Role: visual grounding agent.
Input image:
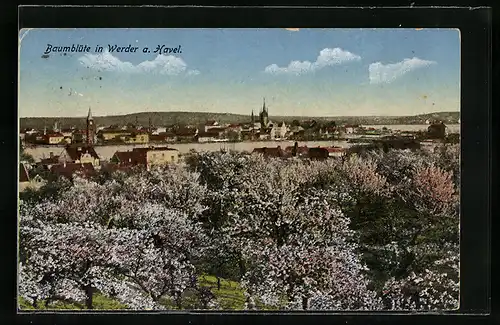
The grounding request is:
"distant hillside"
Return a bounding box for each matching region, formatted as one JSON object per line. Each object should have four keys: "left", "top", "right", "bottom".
{"left": 20, "top": 111, "right": 460, "bottom": 130}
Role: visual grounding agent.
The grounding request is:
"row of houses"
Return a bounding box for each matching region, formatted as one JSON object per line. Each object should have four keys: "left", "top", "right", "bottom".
{"left": 251, "top": 135, "right": 423, "bottom": 160}
{"left": 19, "top": 144, "right": 181, "bottom": 191}
{"left": 252, "top": 144, "right": 347, "bottom": 160}
{"left": 22, "top": 120, "right": 352, "bottom": 146}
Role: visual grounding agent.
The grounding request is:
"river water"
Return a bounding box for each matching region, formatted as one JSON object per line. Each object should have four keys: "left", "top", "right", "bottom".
{"left": 25, "top": 140, "right": 350, "bottom": 161}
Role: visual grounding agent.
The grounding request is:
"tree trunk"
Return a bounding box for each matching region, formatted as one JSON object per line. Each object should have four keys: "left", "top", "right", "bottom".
{"left": 84, "top": 285, "right": 94, "bottom": 310}
{"left": 174, "top": 291, "right": 183, "bottom": 309}
{"left": 302, "top": 297, "right": 308, "bottom": 310}
{"left": 216, "top": 276, "right": 221, "bottom": 291}
{"left": 245, "top": 295, "right": 255, "bottom": 310}
{"left": 32, "top": 298, "right": 38, "bottom": 309}
{"left": 238, "top": 256, "right": 246, "bottom": 279}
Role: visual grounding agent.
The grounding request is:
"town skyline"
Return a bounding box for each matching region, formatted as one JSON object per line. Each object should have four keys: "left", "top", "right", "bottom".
{"left": 19, "top": 28, "right": 460, "bottom": 118}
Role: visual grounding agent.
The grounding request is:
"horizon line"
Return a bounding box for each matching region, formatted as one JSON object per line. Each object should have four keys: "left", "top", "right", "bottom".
{"left": 19, "top": 110, "right": 460, "bottom": 119}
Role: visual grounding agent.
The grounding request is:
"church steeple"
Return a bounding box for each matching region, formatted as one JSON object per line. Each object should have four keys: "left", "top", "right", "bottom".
{"left": 86, "top": 107, "right": 94, "bottom": 146}
{"left": 259, "top": 97, "right": 269, "bottom": 128}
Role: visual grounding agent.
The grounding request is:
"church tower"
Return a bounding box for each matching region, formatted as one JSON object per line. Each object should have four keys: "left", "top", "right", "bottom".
{"left": 251, "top": 110, "right": 255, "bottom": 139}
{"left": 86, "top": 107, "right": 95, "bottom": 146}
{"left": 259, "top": 97, "right": 269, "bottom": 128}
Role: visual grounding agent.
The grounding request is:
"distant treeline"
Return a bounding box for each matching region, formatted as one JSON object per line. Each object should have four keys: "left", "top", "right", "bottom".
{"left": 20, "top": 111, "right": 460, "bottom": 130}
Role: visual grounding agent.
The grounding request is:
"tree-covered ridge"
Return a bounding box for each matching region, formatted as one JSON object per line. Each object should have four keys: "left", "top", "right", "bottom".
{"left": 20, "top": 111, "right": 460, "bottom": 130}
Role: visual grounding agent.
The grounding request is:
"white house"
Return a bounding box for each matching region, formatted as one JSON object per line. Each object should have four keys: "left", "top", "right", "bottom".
{"left": 344, "top": 125, "right": 358, "bottom": 134}
{"left": 204, "top": 121, "right": 220, "bottom": 132}
{"left": 198, "top": 135, "right": 218, "bottom": 143}
{"left": 152, "top": 127, "right": 167, "bottom": 135}
{"left": 19, "top": 163, "right": 45, "bottom": 192}
{"left": 271, "top": 122, "right": 287, "bottom": 139}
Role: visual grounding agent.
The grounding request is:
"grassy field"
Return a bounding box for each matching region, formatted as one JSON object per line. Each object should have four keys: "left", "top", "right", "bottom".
{"left": 18, "top": 274, "right": 246, "bottom": 311}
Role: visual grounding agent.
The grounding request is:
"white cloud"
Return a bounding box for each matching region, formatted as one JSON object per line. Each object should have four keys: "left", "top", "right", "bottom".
{"left": 264, "top": 48, "right": 361, "bottom": 76}
{"left": 78, "top": 50, "right": 200, "bottom": 76}
{"left": 369, "top": 57, "right": 436, "bottom": 84}
{"left": 186, "top": 69, "right": 201, "bottom": 76}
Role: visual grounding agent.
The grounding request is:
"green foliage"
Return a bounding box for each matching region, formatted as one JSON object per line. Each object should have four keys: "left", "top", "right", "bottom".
{"left": 18, "top": 296, "right": 82, "bottom": 310}
{"left": 93, "top": 293, "right": 129, "bottom": 310}
{"left": 198, "top": 274, "right": 246, "bottom": 310}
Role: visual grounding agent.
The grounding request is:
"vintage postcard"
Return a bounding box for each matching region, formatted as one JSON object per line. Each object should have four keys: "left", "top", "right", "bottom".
{"left": 18, "top": 28, "right": 460, "bottom": 311}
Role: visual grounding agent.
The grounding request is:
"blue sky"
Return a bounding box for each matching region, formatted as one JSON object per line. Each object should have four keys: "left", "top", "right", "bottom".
{"left": 19, "top": 28, "right": 460, "bottom": 117}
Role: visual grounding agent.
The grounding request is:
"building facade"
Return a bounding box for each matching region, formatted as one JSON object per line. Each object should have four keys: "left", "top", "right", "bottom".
{"left": 59, "top": 145, "right": 101, "bottom": 167}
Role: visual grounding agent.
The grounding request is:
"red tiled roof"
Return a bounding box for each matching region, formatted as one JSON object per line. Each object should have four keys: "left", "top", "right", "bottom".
{"left": 64, "top": 145, "right": 100, "bottom": 161}
{"left": 158, "top": 132, "right": 176, "bottom": 137}
{"left": 19, "top": 163, "right": 29, "bottom": 182}
{"left": 40, "top": 156, "right": 60, "bottom": 165}
{"left": 150, "top": 134, "right": 173, "bottom": 141}
{"left": 323, "top": 147, "right": 346, "bottom": 153}
{"left": 45, "top": 133, "right": 64, "bottom": 137}
{"left": 113, "top": 150, "right": 147, "bottom": 165}
{"left": 102, "top": 163, "right": 138, "bottom": 173}
{"left": 175, "top": 128, "right": 197, "bottom": 136}
{"left": 113, "top": 151, "right": 138, "bottom": 164}
{"left": 285, "top": 146, "right": 309, "bottom": 154}
{"left": 252, "top": 146, "right": 289, "bottom": 158}
{"left": 308, "top": 147, "right": 330, "bottom": 159}
{"left": 50, "top": 162, "right": 96, "bottom": 179}
{"left": 198, "top": 131, "right": 220, "bottom": 138}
